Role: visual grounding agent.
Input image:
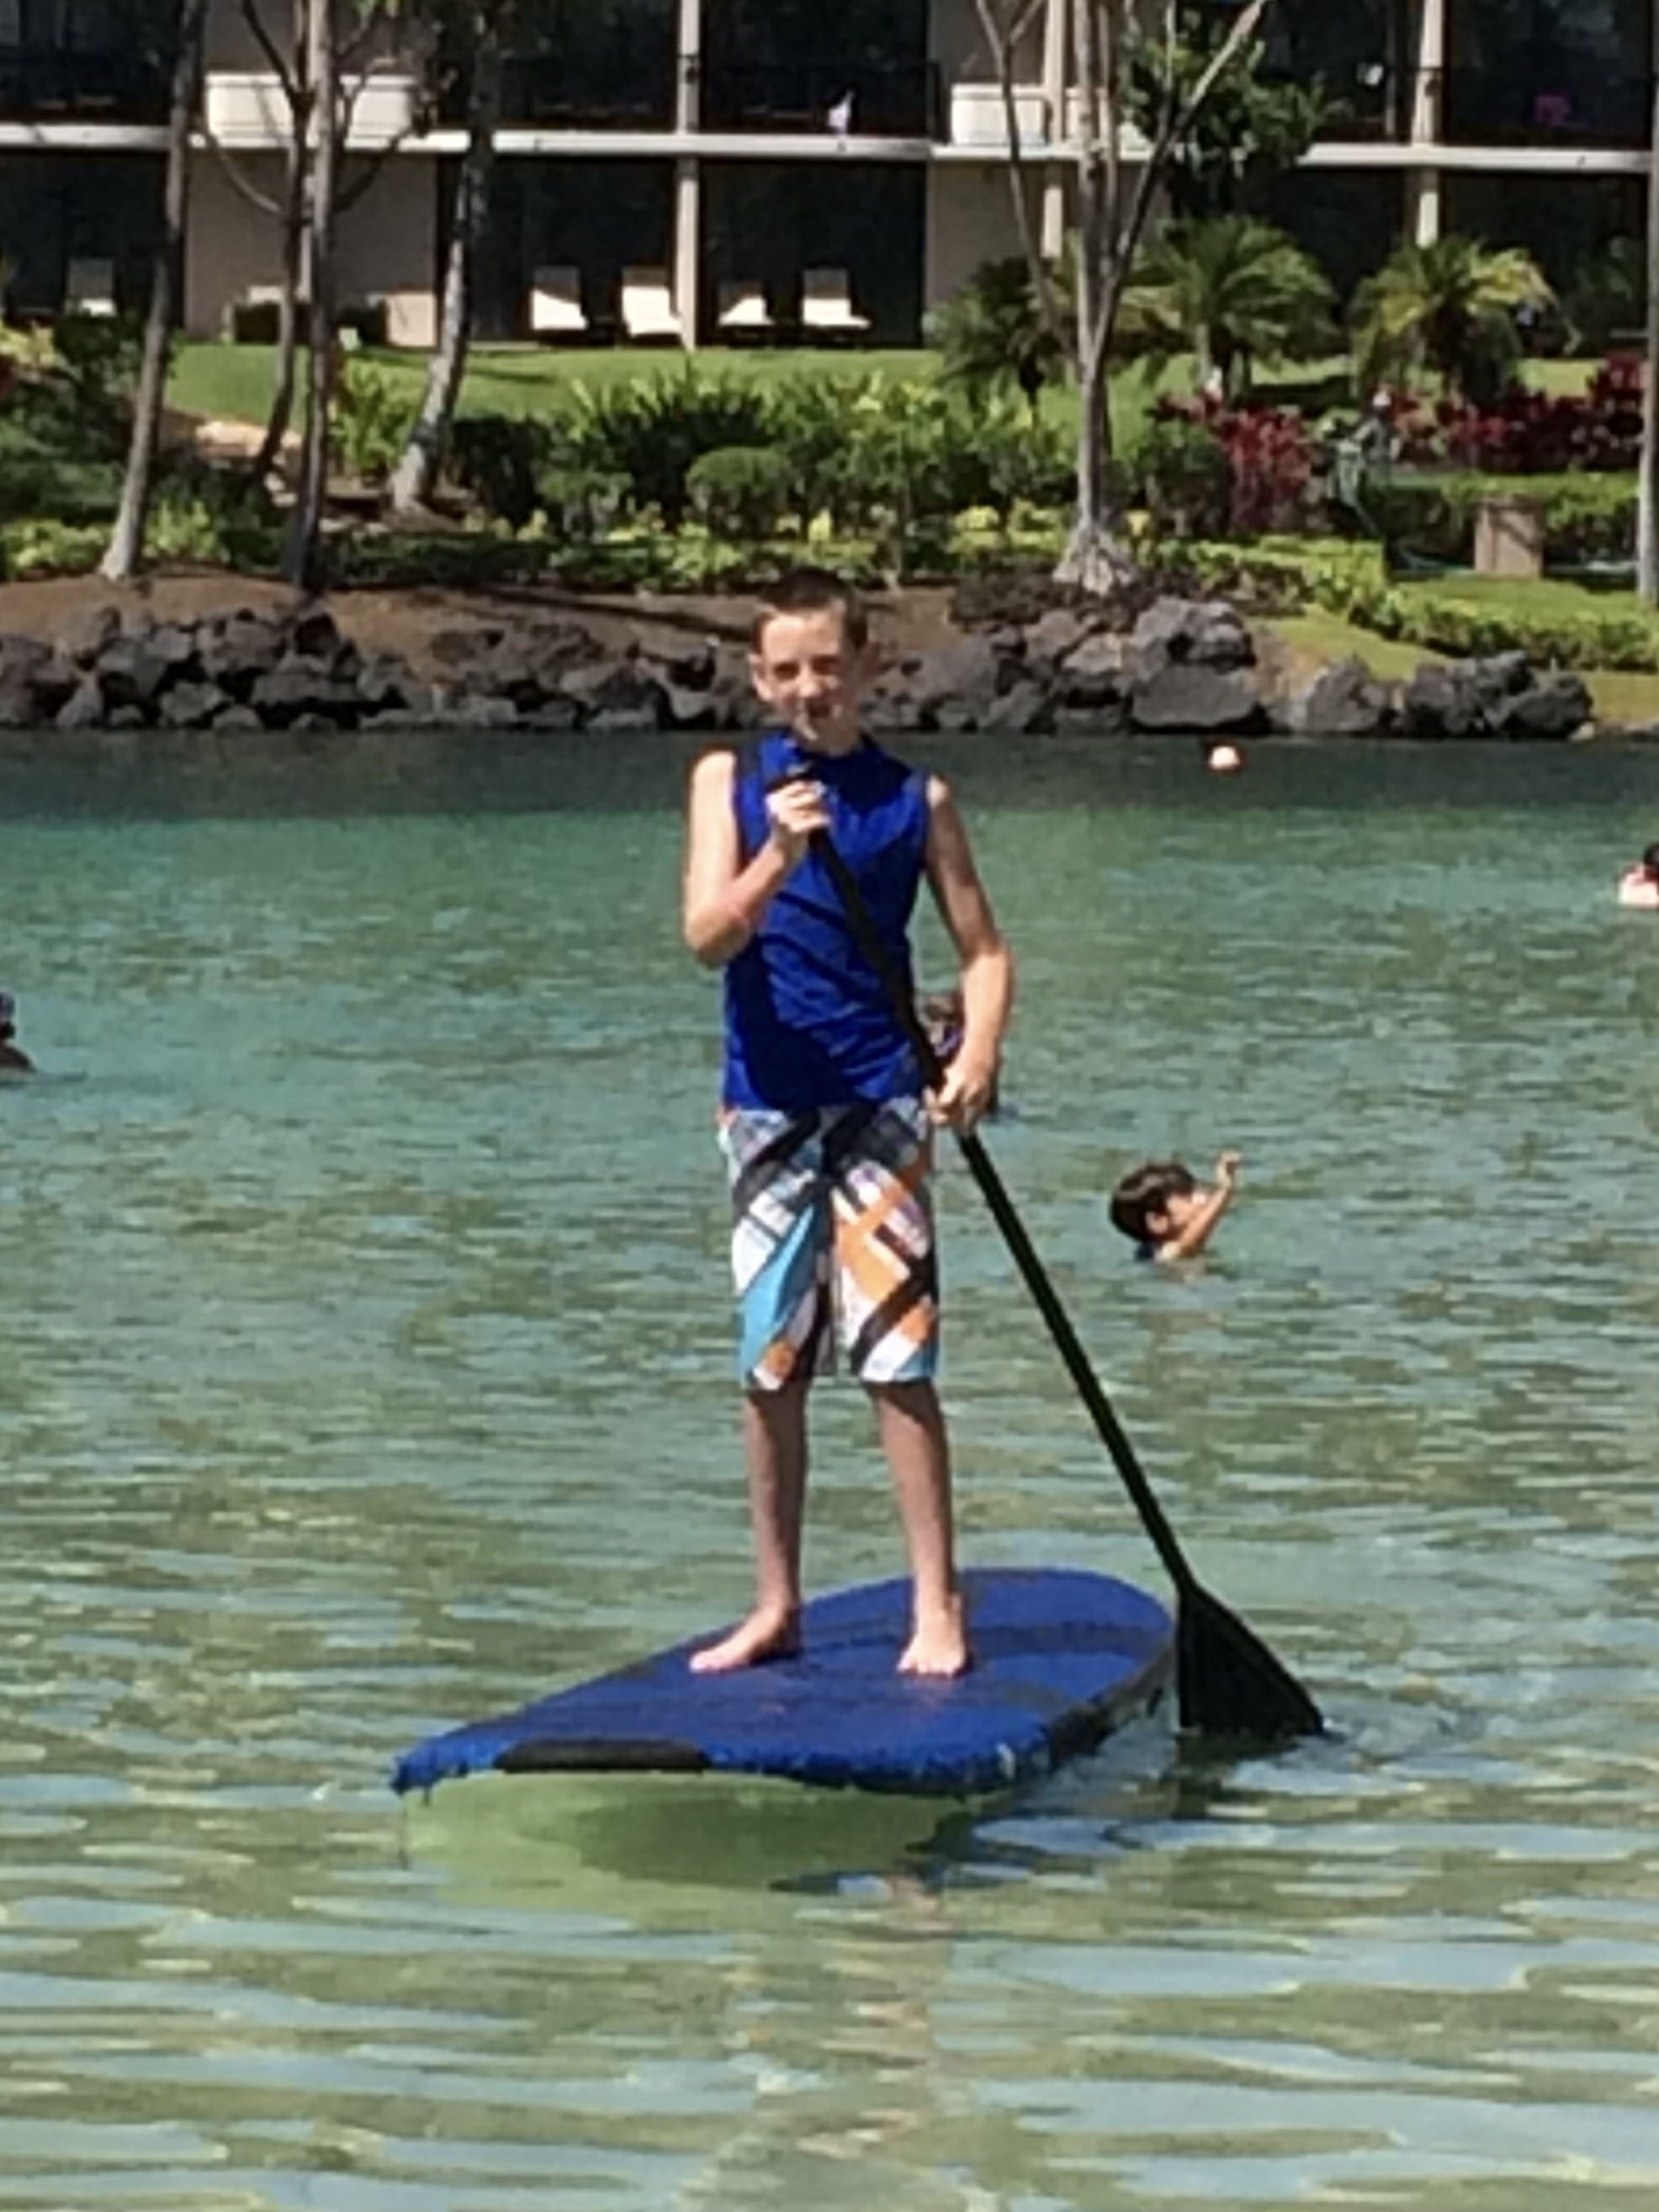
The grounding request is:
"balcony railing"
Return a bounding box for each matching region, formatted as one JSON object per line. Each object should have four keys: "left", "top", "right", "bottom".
{"left": 0, "top": 44, "right": 169, "bottom": 123}
{"left": 700, "top": 61, "right": 941, "bottom": 141}
{"left": 455, "top": 49, "right": 675, "bottom": 133}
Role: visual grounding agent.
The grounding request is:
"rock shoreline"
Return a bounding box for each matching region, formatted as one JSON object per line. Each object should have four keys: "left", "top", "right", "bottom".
{"left": 0, "top": 593, "right": 1626, "bottom": 745}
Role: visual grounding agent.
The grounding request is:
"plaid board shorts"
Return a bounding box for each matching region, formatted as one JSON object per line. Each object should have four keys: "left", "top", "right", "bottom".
{"left": 719, "top": 1099, "right": 939, "bottom": 1392}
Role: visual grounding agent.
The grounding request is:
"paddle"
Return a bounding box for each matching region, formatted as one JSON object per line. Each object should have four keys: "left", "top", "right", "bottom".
{"left": 808, "top": 823, "right": 1322, "bottom": 1743}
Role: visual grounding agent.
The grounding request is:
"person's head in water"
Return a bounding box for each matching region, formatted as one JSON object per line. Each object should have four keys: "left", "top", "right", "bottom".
{"left": 1642, "top": 842, "right": 1659, "bottom": 880}
{"left": 1110, "top": 1162, "right": 1197, "bottom": 1250}
{"left": 1110, "top": 1153, "right": 1241, "bottom": 1261}
{"left": 0, "top": 989, "right": 32, "bottom": 1073}
{"left": 749, "top": 567, "right": 873, "bottom": 756}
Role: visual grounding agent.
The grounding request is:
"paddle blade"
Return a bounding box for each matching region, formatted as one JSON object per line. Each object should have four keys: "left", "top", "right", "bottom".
{"left": 1176, "top": 1585, "right": 1323, "bottom": 1743}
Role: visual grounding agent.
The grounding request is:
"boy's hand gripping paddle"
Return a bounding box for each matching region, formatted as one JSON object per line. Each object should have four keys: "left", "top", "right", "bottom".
{"left": 808, "top": 820, "right": 1322, "bottom": 1744}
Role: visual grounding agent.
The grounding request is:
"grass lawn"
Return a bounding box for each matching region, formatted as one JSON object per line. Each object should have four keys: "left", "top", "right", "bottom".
{"left": 165, "top": 338, "right": 1185, "bottom": 448}
{"left": 1265, "top": 611, "right": 1434, "bottom": 686}
{"left": 167, "top": 342, "right": 949, "bottom": 426}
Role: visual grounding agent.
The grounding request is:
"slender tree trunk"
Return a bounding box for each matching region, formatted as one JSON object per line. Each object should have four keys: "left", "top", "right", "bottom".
{"left": 1056, "top": 0, "right": 1136, "bottom": 593}
{"left": 389, "top": 13, "right": 504, "bottom": 513}
{"left": 101, "top": 0, "right": 207, "bottom": 582}
{"left": 1640, "top": 72, "right": 1659, "bottom": 603}
{"left": 249, "top": 110, "right": 310, "bottom": 486}
{"left": 284, "top": 0, "right": 341, "bottom": 591}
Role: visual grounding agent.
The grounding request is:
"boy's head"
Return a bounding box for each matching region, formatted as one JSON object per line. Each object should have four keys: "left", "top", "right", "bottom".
{"left": 1643, "top": 841, "right": 1659, "bottom": 878}
{"left": 750, "top": 567, "right": 872, "bottom": 756}
{"left": 1110, "top": 1160, "right": 1201, "bottom": 1249}
{"left": 0, "top": 989, "right": 14, "bottom": 1041}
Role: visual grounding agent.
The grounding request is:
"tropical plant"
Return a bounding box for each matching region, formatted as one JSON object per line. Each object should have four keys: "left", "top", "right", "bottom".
{"left": 1119, "top": 215, "right": 1334, "bottom": 397}
{"left": 1562, "top": 236, "right": 1646, "bottom": 357}
{"left": 560, "top": 367, "right": 774, "bottom": 523}
{"left": 1349, "top": 236, "right": 1554, "bottom": 406}
{"left": 926, "top": 256, "right": 1071, "bottom": 416}
{"left": 1127, "top": 25, "right": 1331, "bottom": 221}
{"left": 971, "top": 0, "right": 1275, "bottom": 594}
{"left": 331, "top": 358, "right": 417, "bottom": 481}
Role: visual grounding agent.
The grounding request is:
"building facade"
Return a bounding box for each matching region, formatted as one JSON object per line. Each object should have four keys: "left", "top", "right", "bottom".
{"left": 1, "top": 1, "right": 1655, "bottom": 349}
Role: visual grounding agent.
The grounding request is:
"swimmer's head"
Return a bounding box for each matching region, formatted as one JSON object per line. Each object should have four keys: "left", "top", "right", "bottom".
{"left": 1206, "top": 742, "right": 1244, "bottom": 775}
{"left": 1110, "top": 1160, "right": 1199, "bottom": 1247}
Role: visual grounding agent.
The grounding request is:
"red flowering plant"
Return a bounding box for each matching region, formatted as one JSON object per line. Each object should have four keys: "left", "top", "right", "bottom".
{"left": 1389, "top": 356, "right": 1643, "bottom": 475}
{"left": 1143, "top": 394, "right": 1319, "bottom": 538}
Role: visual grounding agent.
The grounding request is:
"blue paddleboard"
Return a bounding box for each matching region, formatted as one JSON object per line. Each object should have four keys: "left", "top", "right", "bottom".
{"left": 393, "top": 1567, "right": 1173, "bottom": 1798}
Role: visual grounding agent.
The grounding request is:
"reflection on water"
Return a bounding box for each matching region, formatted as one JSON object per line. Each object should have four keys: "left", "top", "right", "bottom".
{"left": 3, "top": 737, "right": 1658, "bottom": 2210}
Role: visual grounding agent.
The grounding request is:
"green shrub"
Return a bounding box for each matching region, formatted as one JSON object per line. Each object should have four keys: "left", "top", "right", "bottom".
{"left": 1365, "top": 470, "right": 1635, "bottom": 569}
{"left": 332, "top": 360, "right": 415, "bottom": 485}
{"left": 1134, "top": 413, "right": 1231, "bottom": 538}
{"left": 686, "top": 445, "right": 795, "bottom": 540}
{"left": 760, "top": 374, "right": 861, "bottom": 525}
{"left": 535, "top": 464, "right": 630, "bottom": 542}
{"left": 563, "top": 365, "right": 773, "bottom": 523}
{"left": 0, "top": 517, "right": 108, "bottom": 577}
{"left": 447, "top": 413, "right": 560, "bottom": 529}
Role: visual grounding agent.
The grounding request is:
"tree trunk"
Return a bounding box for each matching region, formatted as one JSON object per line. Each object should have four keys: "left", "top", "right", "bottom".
{"left": 100, "top": 0, "right": 207, "bottom": 582}
{"left": 284, "top": 0, "right": 341, "bottom": 592}
{"left": 389, "top": 14, "right": 505, "bottom": 513}
{"left": 1055, "top": 0, "right": 1136, "bottom": 594}
{"left": 248, "top": 110, "right": 309, "bottom": 487}
{"left": 1640, "top": 72, "right": 1659, "bottom": 604}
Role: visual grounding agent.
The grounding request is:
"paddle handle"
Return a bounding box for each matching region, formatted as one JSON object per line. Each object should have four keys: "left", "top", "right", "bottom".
{"left": 809, "top": 828, "right": 1198, "bottom": 1599}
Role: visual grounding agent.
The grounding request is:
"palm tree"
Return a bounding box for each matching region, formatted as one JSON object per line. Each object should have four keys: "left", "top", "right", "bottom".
{"left": 926, "top": 256, "right": 1071, "bottom": 418}
{"left": 1350, "top": 236, "right": 1553, "bottom": 404}
{"left": 1118, "top": 215, "right": 1335, "bottom": 399}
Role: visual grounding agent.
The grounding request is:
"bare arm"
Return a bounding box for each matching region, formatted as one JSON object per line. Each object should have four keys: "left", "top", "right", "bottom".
{"left": 681, "top": 750, "right": 828, "bottom": 968}
{"left": 1159, "top": 1154, "right": 1241, "bottom": 1261}
{"left": 923, "top": 775, "right": 1014, "bottom": 1130}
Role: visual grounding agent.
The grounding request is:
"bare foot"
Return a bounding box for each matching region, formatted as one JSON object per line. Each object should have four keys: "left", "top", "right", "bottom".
{"left": 898, "top": 1594, "right": 970, "bottom": 1678}
{"left": 690, "top": 1605, "right": 801, "bottom": 1674}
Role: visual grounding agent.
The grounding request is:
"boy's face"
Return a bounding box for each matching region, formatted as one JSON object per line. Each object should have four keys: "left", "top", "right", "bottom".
{"left": 750, "top": 608, "right": 870, "bottom": 755}
{"left": 1150, "top": 1186, "right": 1207, "bottom": 1239}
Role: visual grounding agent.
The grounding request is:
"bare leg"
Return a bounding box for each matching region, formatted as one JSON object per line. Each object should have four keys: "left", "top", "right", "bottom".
{"left": 870, "top": 1380, "right": 969, "bottom": 1677}
{"left": 691, "top": 1380, "right": 808, "bottom": 1673}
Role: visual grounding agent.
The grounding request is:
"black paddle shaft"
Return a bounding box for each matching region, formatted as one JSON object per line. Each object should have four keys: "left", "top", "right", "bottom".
{"left": 804, "top": 821, "right": 1323, "bottom": 1742}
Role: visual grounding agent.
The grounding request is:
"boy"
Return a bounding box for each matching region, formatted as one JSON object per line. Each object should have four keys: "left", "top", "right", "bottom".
{"left": 1110, "top": 1153, "right": 1241, "bottom": 1263}
{"left": 681, "top": 567, "right": 1013, "bottom": 1678}
{"left": 0, "top": 990, "right": 33, "bottom": 1075}
{"left": 1617, "top": 841, "right": 1659, "bottom": 910}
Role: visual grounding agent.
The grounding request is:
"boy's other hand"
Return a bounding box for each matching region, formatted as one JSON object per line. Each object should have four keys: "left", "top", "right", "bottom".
{"left": 929, "top": 1053, "right": 998, "bottom": 1134}
{"left": 765, "top": 778, "right": 830, "bottom": 867}
{"left": 1216, "top": 1150, "right": 1243, "bottom": 1187}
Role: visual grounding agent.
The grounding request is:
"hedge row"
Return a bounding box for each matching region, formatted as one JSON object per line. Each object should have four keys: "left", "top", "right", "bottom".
{"left": 1365, "top": 470, "right": 1636, "bottom": 569}
{"left": 1172, "top": 538, "right": 1659, "bottom": 671}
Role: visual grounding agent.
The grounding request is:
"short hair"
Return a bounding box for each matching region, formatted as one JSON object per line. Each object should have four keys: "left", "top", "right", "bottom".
{"left": 1644, "top": 841, "right": 1659, "bottom": 876}
{"left": 750, "top": 566, "right": 870, "bottom": 654}
{"left": 1109, "top": 1160, "right": 1195, "bottom": 1246}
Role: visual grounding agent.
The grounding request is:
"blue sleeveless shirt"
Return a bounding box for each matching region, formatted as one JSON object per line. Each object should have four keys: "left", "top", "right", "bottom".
{"left": 723, "top": 730, "right": 929, "bottom": 1111}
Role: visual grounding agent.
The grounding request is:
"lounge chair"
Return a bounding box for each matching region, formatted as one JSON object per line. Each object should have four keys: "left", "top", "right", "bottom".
{"left": 530, "top": 265, "right": 588, "bottom": 338}
{"left": 64, "top": 257, "right": 117, "bottom": 319}
{"left": 800, "top": 268, "right": 869, "bottom": 337}
{"left": 717, "top": 279, "right": 773, "bottom": 339}
{"left": 620, "top": 266, "right": 684, "bottom": 344}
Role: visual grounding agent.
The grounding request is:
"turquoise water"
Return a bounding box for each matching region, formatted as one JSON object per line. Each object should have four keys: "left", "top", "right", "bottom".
{"left": 3, "top": 735, "right": 1658, "bottom": 2211}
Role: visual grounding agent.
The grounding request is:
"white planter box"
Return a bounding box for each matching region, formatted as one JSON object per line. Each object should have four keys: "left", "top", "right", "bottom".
{"left": 950, "top": 82, "right": 1048, "bottom": 149}
{"left": 204, "top": 71, "right": 419, "bottom": 147}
